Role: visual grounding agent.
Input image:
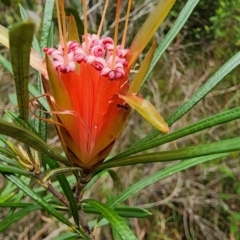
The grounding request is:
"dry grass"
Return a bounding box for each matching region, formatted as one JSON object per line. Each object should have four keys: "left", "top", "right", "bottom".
{"left": 1, "top": 0, "right": 240, "bottom": 239}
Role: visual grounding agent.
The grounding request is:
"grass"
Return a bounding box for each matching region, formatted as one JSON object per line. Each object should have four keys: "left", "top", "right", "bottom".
{"left": 1, "top": 0, "right": 240, "bottom": 239}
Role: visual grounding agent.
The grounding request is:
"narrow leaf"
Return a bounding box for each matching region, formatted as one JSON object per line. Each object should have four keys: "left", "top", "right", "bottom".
{"left": 119, "top": 94, "right": 169, "bottom": 133}
{"left": 5, "top": 110, "right": 38, "bottom": 135}
{"left": 0, "top": 163, "right": 29, "bottom": 176}
{"left": 108, "top": 154, "right": 228, "bottom": 209}
{"left": 40, "top": 0, "right": 55, "bottom": 50}
{"left": 110, "top": 106, "right": 240, "bottom": 161}
{"left": 0, "top": 24, "right": 9, "bottom": 47}
{"left": 51, "top": 232, "right": 78, "bottom": 240}
{"left": 126, "top": 0, "right": 175, "bottom": 68}
{"left": 0, "top": 120, "right": 69, "bottom": 165}
{"left": 28, "top": 83, "right": 49, "bottom": 111}
{"left": 83, "top": 199, "right": 138, "bottom": 240}
{"left": 9, "top": 21, "right": 35, "bottom": 121}
{"left": 119, "top": 49, "right": 240, "bottom": 153}
{"left": 5, "top": 174, "right": 73, "bottom": 227}
{"left": 144, "top": 0, "right": 200, "bottom": 84}
{"left": 43, "top": 166, "right": 82, "bottom": 183}
{"left": 94, "top": 137, "right": 240, "bottom": 172}
{"left": 46, "top": 157, "right": 80, "bottom": 227}
{"left": 19, "top": 5, "right": 41, "bottom": 55}
{"left": 68, "top": 14, "right": 80, "bottom": 43}
{"left": 0, "top": 24, "right": 48, "bottom": 79}
{"left": 0, "top": 53, "right": 12, "bottom": 73}
{"left": 129, "top": 39, "right": 156, "bottom": 93}
{"left": 83, "top": 205, "right": 152, "bottom": 218}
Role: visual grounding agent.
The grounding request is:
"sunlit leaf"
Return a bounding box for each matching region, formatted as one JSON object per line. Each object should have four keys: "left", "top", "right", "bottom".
{"left": 0, "top": 24, "right": 9, "bottom": 48}
{"left": 143, "top": 0, "right": 200, "bottom": 84}
{"left": 119, "top": 94, "right": 169, "bottom": 133}
{"left": 83, "top": 199, "right": 138, "bottom": 240}
{"left": 116, "top": 49, "right": 240, "bottom": 155}
{"left": 126, "top": 0, "right": 176, "bottom": 68}
{"left": 68, "top": 14, "right": 80, "bottom": 43}
{"left": 129, "top": 39, "right": 156, "bottom": 93}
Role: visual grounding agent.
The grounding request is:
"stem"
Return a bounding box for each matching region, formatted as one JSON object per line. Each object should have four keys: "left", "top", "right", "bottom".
{"left": 74, "top": 171, "right": 94, "bottom": 238}
{"left": 60, "top": 0, "right": 68, "bottom": 63}
{"left": 36, "top": 171, "right": 94, "bottom": 238}
{"left": 97, "top": 0, "right": 110, "bottom": 37}
{"left": 47, "top": 182, "right": 70, "bottom": 207}
{"left": 55, "top": 0, "right": 64, "bottom": 49}
{"left": 112, "top": 0, "right": 121, "bottom": 69}
{"left": 121, "top": 0, "right": 132, "bottom": 48}
{"left": 82, "top": 0, "right": 88, "bottom": 50}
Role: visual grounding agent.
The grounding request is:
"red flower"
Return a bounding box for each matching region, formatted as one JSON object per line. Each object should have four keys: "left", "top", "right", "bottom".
{"left": 43, "top": 34, "right": 132, "bottom": 168}
{"left": 0, "top": 0, "right": 175, "bottom": 169}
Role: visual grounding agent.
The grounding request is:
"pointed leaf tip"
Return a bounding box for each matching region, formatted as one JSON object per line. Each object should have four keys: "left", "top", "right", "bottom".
{"left": 130, "top": 39, "right": 157, "bottom": 93}
{"left": 119, "top": 94, "right": 169, "bottom": 133}
{"left": 9, "top": 21, "right": 35, "bottom": 121}
{"left": 126, "top": 0, "right": 176, "bottom": 68}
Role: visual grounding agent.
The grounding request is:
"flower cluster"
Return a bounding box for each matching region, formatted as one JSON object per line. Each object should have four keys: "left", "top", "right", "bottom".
{"left": 43, "top": 34, "right": 128, "bottom": 80}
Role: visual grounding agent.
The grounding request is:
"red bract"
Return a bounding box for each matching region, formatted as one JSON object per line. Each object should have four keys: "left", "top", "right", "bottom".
{"left": 42, "top": 0, "right": 175, "bottom": 169}
{"left": 0, "top": 0, "right": 175, "bottom": 169}
{"left": 43, "top": 34, "right": 131, "bottom": 168}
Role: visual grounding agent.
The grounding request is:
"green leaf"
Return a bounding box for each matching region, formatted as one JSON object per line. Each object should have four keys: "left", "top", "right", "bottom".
{"left": 0, "top": 120, "right": 69, "bottom": 165}
{"left": 120, "top": 94, "right": 169, "bottom": 133}
{"left": 93, "top": 137, "right": 239, "bottom": 173}
{"left": 143, "top": 0, "right": 200, "bottom": 84}
{"left": 9, "top": 21, "right": 35, "bottom": 121}
{"left": 42, "top": 166, "right": 82, "bottom": 183}
{"left": 0, "top": 154, "right": 20, "bottom": 167}
{"left": 40, "top": 0, "right": 55, "bottom": 50}
{"left": 5, "top": 174, "right": 73, "bottom": 227}
{"left": 0, "top": 53, "right": 12, "bottom": 73}
{"left": 112, "top": 228, "right": 122, "bottom": 240}
{"left": 0, "top": 204, "right": 41, "bottom": 231}
{"left": 51, "top": 232, "right": 79, "bottom": 240}
{"left": 35, "top": 75, "right": 48, "bottom": 142}
{"left": 83, "top": 199, "right": 138, "bottom": 240}
{"left": 5, "top": 110, "right": 38, "bottom": 135}
{"left": 0, "top": 202, "right": 31, "bottom": 208}
{"left": 107, "top": 154, "right": 228, "bottom": 209}
{"left": 46, "top": 157, "right": 80, "bottom": 227}
{"left": 19, "top": 5, "right": 41, "bottom": 55}
{"left": 0, "top": 148, "right": 16, "bottom": 159}
{"left": 0, "top": 163, "right": 30, "bottom": 176}
{"left": 28, "top": 83, "right": 50, "bottom": 111}
{"left": 83, "top": 205, "right": 152, "bottom": 218}
{"left": 136, "top": 48, "right": 240, "bottom": 146}
{"left": 110, "top": 106, "right": 240, "bottom": 161}
{"left": 126, "top": 0, "right": 176, "bottom": 68}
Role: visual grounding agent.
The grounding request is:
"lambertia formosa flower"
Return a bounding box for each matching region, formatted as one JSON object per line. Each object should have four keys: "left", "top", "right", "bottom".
{"left": 0, "top": 0, "right": 176, "bottom": 169}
